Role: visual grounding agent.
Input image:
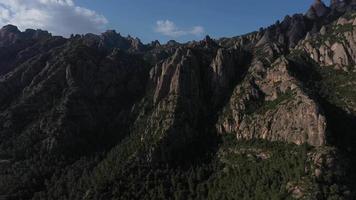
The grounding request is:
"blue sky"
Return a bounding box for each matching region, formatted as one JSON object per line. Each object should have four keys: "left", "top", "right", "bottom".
{"left": 0, "top": 0, "right": 318, "bottom": 43}
{"left": 75, "top": 0, "right": 314, "bottom": 43}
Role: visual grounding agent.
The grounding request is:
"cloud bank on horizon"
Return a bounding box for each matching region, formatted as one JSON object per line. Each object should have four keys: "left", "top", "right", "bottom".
{"left": 0, "top": 0, "right": 108, "bottom": 36}
{"left": 155, "top": 20, "right": 205, "bottom": 38}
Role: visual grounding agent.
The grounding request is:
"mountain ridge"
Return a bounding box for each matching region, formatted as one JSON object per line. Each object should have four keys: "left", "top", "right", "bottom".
{"left": 0, "top": 1, "right": 356, "bottom": 199}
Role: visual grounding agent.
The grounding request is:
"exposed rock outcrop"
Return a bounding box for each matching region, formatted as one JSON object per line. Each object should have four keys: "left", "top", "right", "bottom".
{"left": 1, "top": 2, "right": 356, "bottom": 199}
{"left": 306, "top": 0, "right": 330, "bottom": 19}
{"left": 217, "top": 57, "right": 326, "bottom": 146}
{"left": 297, "top": 14, "right": 356, "bottom": 71}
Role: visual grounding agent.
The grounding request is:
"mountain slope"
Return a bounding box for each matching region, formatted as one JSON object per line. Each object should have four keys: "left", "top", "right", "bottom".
{"left": 1, "top": 1, "right": 356, "bottom": 200}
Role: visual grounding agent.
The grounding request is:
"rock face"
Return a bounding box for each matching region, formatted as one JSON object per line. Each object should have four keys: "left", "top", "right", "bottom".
{"left": 0, "top": 1, "right": 356, "bottom": 200}
{"left": 145, "top": 44, "right": 249, "bottom": 162}
{"left": 217, "top": 57, "right": 326, "bottom": 146}
{"left": 297, "top": 14, "right": 356, "bottom": 71}
{"left": 0, "top": 40, "right": 148, "bottom": 157}
{"left": 0, "top": 25, "right": 59, "bottom": 76}
{"left": 255, "top": 14, "right": 310, "bottom": 48}
{"left": 306, "top": 0, "right": 330, "bottom": 19}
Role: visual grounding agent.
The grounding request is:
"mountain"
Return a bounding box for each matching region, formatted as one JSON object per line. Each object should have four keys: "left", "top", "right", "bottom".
{"left": 306, "top": 0, "right": 330, "bottom": 19}
{"left": 0, "top": 1, "right": 356, "bottom": 199}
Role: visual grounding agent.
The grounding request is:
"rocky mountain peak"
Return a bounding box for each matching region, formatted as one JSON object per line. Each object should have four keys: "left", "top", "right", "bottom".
{"left": 23, "top": 29, "right": 51, "bottom": 40}
{"left": 306, "top": 0, "right": 329, "bottom": 18}
{"left": 204, "top": 35, "right": 212, "bottom": 42}
{"left": 95, "top": 29, "right": 144, "bottom": 51}
{"left": 128, "top": 36, "right": 143, "bottom": 50}
{"left": 166, "top": 40, "right": 180, "bottom": 46}
{"left": 0, "top": 25, "right": 21, "bottom": 40}
{"left": 0, "top": 25, "right": 22, "bottom": 46}
{"left": 0, "top": 24, "right": 20, "bottom": 33}
{"left": 102, "top": 29, "right": 120, "bottom": 37}
{"left": 313, "top": 0, "right": 328, "bottom": 12}
{"left": 203, "top": 35, "right": 218, "bottom": 48}
{"left": 150, "top": 40, "right": 161, "bottom": 48}
{"left": 100, "top": 30, "right": 124, "bottom": 43}
{"left": 0, "top": 25, "right": 52, "bottom": 41}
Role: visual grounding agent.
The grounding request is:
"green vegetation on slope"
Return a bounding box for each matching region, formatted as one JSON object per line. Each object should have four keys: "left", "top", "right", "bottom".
{"left": 30, "top": 131, "right": 350, "bottom": 200}
{"left": 287, "top": 51, "right": 356, "bottom": 114}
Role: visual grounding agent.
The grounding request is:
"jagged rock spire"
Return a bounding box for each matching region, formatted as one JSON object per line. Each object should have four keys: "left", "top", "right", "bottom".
{"left": 306, "top": 0, "right": 329, "bottom": 19}
{"left": 203, "top": 35, "right": 218, "bottom": 47}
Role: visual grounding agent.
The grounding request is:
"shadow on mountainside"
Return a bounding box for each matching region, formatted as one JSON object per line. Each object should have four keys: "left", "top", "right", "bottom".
{"left": 287, "top": 53, "right": 356, "bottom": 192}
{"left": 152, "top": 49, "right": 253, "bottom": 168}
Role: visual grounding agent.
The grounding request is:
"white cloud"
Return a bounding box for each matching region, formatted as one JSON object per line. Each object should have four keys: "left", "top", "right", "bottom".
{"left": 0, "top": 0, "right": 108, "bottom": 36}
{"left": 155, "top": 20, "right": 204, "bottom": 37}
